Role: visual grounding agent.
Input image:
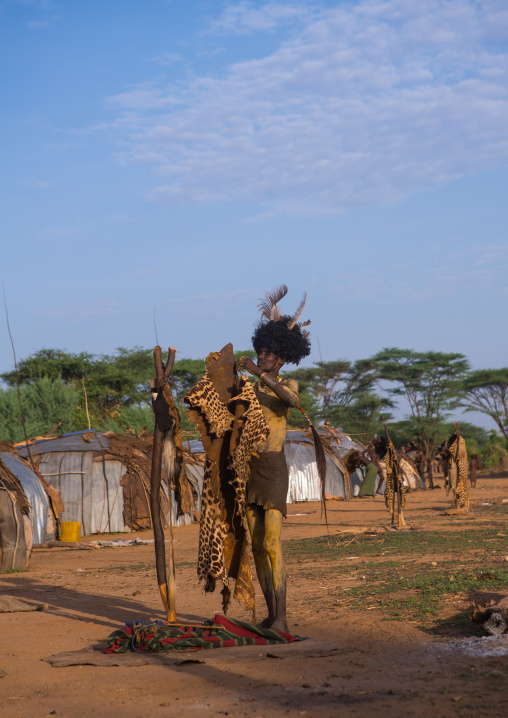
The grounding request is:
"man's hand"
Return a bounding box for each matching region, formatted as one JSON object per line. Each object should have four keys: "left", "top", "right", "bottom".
{"left": 236, "top": 356, "right": 259, "bottom": 376}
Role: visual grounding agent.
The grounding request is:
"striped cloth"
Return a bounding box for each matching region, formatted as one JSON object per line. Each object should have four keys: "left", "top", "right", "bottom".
{"left": 105, "top": 614, "right": 303, "bottom": 653}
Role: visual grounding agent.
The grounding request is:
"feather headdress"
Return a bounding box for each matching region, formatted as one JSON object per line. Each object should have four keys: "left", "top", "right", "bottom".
{"left": 252, "top": 286, "right": 311, "bottom": 364}
{"left": 287, "top": 293, "right": 307, "bottom": 330}
{"left": 257, "top": 286, "right": 311, "bottom": 335}
{"left": 257, "top": 284, "right": 288, "bottom": 324}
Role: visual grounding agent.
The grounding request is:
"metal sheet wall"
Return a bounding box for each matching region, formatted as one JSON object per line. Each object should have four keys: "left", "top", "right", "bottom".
{"left": 36, "top": 450, "right": 190, "bottom": 534}
{"left": 37, "top": 453, "right": 136, "bottom": 535}
{"left": 91, "top": 459, "right": 130, "bottom": 534}
{"left": 37, "top": 451, "right": 93, "bottom": 536}
{"left": 284, "top": 443, "right": 345, "bottom": 503}
{"left": 1, "top": 452, "right": 52, "bottom": 544}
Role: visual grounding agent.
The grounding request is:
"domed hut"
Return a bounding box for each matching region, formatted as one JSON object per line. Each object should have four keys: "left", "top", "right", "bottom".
{"left": 284, "top": 427, "right": 366, "bottom": 502}
{"left": 0, "top": 441, "right": 62, "bottom": 572}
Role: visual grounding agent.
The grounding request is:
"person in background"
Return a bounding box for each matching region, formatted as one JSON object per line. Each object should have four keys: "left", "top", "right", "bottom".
{"left": 469, "top": 454, "right": 481, "bottom": 488}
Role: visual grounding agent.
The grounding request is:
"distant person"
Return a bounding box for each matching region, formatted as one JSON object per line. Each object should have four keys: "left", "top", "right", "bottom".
{"left": 354, "top": 450, "right": 373, "bottom": 497}
{"left": 359, "top": 445, "right": 385, "bottom": 496}
{"left": 469, "top": 454, "right": 481, "bottom": 488}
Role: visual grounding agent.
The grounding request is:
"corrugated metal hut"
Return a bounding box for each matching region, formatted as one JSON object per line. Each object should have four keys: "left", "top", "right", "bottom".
{"left": 17, "top": 430, "right": 195, "bottom": 537}
{"left": 284, "top": 428, "right": 365, "bottom": 502}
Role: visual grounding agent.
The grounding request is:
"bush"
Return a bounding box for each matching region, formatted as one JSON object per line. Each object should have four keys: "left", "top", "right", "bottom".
{"left": 0, "top": 378, "right": 79, "bottom": 442}
{"left": 479, "top": 432, "right": 508, "bottom": 471}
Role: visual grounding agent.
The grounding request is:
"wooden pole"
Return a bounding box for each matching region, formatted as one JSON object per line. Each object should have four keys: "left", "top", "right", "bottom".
{"left": 166, "top": 480, "right": 177, "bottom": 622}
{"left": 150, "top": 346, "right": 177, "bottom": 624}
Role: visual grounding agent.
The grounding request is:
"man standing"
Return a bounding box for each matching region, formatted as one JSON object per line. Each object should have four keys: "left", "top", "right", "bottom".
{"left": 469, "top": 454, "right": 480, "bottom": 488}
{"left": 237, "top": 286, "right": 311, "bottom": 633}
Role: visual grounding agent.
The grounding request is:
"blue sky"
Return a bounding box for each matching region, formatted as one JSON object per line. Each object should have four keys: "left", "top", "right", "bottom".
{"left": 1, "top": 0, "right": 507, "bottom": 427}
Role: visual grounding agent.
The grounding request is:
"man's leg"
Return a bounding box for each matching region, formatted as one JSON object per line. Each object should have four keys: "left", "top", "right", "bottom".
{"left": 246, "top": 504, "right": 276, "bottom": 626}
{"left": 263, "top": 508, "right": 288, "bottom": 633}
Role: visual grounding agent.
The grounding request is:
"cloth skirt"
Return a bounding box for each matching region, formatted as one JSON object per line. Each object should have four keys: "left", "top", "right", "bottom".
{"left": 246, "top": 451, "right": 289, "bottom": 517}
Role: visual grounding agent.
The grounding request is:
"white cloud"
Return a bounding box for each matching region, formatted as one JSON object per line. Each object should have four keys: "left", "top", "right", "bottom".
{"left": 105, "top": 0, "right": 508, "bottom": 216}
{"left": 205, "top": 1, "right": 313, "bottom": 35}
{"left": 151, "top": 52, "right": 184, "bottom": 67}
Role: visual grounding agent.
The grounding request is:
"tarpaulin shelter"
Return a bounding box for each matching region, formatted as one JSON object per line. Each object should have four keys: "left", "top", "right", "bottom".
{"left": 0, "top": 441, "right": 62, "bottom": 572}
{"left": 16, "top": 430, "right": 196, "bottom": 537}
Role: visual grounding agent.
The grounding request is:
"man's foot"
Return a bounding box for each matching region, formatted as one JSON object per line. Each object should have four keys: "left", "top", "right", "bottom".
{"left": 257, "top": 616, "right": 274, "bottom": 629}
{"left": 269, "top": 617, "right": 289, "bottom": 633}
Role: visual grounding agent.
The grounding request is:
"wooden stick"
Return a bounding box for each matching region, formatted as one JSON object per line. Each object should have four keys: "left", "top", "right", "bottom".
{"left": 167, "top": 472, "right": 177, "bottom": 623}
{"left": 150, "top": 346, "right": 178, "bottom": 623}
{"left": 150, "top": 420, "right": 172, "bottom": 622}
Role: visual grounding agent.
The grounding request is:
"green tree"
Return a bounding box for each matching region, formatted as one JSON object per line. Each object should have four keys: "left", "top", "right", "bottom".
{"left": 285, "top": 359, "right": 375, "bottom": 425}
{"left": 479, "top": 430, "right": 508, "bottom": 470}
{"left": 170, "top": 358, "right": 207, "bottom": 403}
{"left": 0, "top": 347, "right": 207, "bottom": 437}
{"left": 328, "top": 391, "right": 394, "bottom": 443}
{"left": 384, "top": 419, "right": 490, "bottom": 455}
{"left": 1, "top": 346, "right": 155, "bottom": 426}
{"left": 370, "top": 348, "right": 470, "bottom": 486}
{"left": 286, "top": 388, "right": 320, "bottom": 428}
{"left": 461, "top": 369, "right": 508, "bottom": 443}
{"left": 1, "top": 348, "right": 95, "bottom": 385}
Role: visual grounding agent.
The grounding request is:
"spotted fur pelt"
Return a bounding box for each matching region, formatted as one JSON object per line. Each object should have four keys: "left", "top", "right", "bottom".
{"left": 444, "top": 433, "right": 469, "bottom": 508}
{"left": 185, "top": 360, "right": 269, "bottom": 613}
{"left": 383, "top": 437, "right": 408, "bottom": 525}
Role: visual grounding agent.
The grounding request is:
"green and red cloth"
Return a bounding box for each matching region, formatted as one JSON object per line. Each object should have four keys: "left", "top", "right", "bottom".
{"left": 105, "top": 614, "right": 303, "bottom": 653}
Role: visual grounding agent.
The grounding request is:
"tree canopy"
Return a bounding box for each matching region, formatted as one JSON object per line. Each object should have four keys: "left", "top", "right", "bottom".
{"left": 461, "top": 369, "right": 508, "bottom": 443}
{"left": 1, "top": 345, "right": 506, "bottom": 474}
{"left": 369, "top": 348, "right": 470, "bottom": 460}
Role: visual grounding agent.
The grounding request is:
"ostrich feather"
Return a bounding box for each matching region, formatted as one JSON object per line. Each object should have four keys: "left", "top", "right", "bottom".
{"left": 287, "top": 292, "right": 307, "bottom": 329}
{"left": 298, "top": 319, "right": 311, "bottom": 328}
{"left": 257, "top": 284, "right": 288, "bottom": 323}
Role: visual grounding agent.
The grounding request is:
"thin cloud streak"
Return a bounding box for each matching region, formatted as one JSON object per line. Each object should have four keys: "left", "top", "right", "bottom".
{"left": 205, "top": 1, "right": 313, "bottom": 35}
{"left": 331, "top": 243, "right": 508, "bottom": 302}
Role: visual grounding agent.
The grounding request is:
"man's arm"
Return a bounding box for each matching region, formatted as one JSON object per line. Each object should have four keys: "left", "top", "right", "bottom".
{"left": 236, "top": 358, "right": 299, "bottom": 407}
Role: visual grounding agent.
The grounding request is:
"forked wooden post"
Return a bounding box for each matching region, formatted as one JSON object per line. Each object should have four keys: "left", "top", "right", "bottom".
{"left": 150, "top": 345, "right": 177, "bottom": 624}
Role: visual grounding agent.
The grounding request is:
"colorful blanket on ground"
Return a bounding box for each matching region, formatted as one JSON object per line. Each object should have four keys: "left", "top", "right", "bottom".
{"left": 105, "top": 614, "right": 304, "bottom": 653}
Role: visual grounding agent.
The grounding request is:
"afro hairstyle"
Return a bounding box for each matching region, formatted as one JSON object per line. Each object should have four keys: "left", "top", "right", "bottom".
{"left": 251, "top": 315, "right": 311, "bottom": 365}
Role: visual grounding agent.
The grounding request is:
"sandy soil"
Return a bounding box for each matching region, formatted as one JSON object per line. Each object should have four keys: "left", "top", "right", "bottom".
{"left": 1, "top": 475, "right": 508, "bottom": 718}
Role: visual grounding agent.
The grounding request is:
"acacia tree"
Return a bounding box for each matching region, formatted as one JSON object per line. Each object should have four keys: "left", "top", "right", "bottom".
{"left": 285, "top": 359, "right": 375, "bottom": 424}
{"left": 0, "top": 347, "right": 207, "bottom": 436}
{"left": 370, "top": 349, "right": 470, "bottom": 486}
{"left": 461, "top": 369, "right": 508, "bottom": 443}
{"left": 327, "top": 391, "right": 394, "bottom": 443}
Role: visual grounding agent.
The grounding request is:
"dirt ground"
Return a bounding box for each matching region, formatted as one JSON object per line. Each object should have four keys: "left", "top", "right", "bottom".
{"left": 1, "top": 475, "right": 508, "bottom": 718}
